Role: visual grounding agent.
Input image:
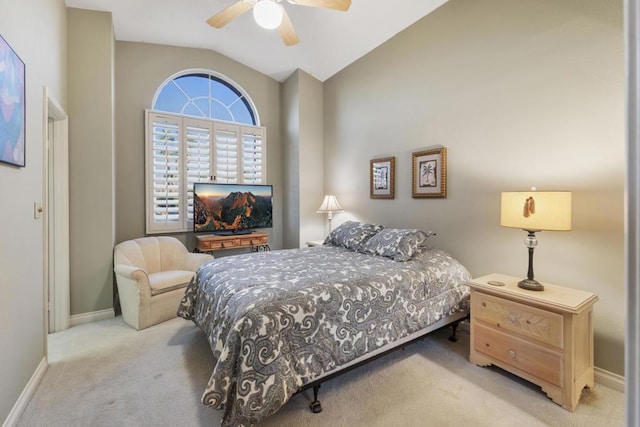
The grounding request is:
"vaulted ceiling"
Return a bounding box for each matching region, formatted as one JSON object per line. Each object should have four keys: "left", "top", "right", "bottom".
{"left": 64, "top": 0, "right": 448, "bottom": 82}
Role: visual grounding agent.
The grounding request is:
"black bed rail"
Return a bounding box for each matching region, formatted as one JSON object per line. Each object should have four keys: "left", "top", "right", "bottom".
{"left": 295, "top": 314, "right": 469, "bottom": 413}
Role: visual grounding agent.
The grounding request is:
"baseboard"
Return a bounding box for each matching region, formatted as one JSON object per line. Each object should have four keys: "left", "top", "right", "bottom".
{"left": 70, "top": 308, "right": 115, "bottom": 326}
{"left": 2, "top": 357, "right": 48, "bottom": 427}
{"left": 595, "top": 366, "right": 625, "bottom": 392}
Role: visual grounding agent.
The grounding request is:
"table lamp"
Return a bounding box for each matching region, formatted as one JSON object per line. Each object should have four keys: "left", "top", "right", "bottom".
{"left": 317, "top": 195, "right": 343, "bottom": 231}
{"left": 500, "top": 189, "right": 572, "bottom": 291}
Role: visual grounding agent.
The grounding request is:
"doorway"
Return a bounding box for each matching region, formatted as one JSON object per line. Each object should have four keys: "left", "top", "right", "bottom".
{"left": 43, "top": 87, "right": 70, "bottom": 337}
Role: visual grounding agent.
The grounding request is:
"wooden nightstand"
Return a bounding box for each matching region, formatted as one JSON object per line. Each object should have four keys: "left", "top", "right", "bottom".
{"left": 305, "top": 240, "right": 324, "bottom": 247}
{"left": 468, "top": 273, "right": 598, "bottom": 412}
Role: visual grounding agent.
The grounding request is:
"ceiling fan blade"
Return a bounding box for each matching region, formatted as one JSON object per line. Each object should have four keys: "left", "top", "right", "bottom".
{"left": 289, "top": 0, "right": 351, "bottom": 12}
{"left": 206, "top": 1, "right": 255, "bottom": 28}
{"left": 278, "top": 8, "right": 300, "bottom": 46}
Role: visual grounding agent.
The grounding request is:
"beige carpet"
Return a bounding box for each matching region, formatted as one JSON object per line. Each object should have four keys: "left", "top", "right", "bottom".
{"left": 17, "top": 316, "right": 623, "bottom": 426}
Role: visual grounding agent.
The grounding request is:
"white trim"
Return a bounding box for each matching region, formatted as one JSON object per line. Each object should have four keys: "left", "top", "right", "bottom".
{"left": 70, "top": 308, "right": 115, "bottom": 327}
{"left": 627, "top": 0, "right": 640, "bottom": 424}
{"left": 43, "top": 87, "right": 70, "bottom": 334}
{"left": 41, "top": 89, "right": 49, "bottom": 353}
{"left": 2, "top": 357, "right": 48, "bottom": 427}
{"left": 594, "top": 367, "right": 625, "bottom": 392}
{"left": 51, "top": 113, "right": 70, "bottom": 331}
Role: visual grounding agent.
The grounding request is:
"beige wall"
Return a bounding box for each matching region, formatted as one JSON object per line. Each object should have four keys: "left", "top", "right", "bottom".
{"left": 67, "top": 8, "right": 115, "bottom": 316}
{"left": 282, "top": 70, "right": 325, "bottom": 248}
{"left": 324, "top": 0, "right": 625, "bottom": 375}
{"left": 282, "top": 72, "right": 301, "bottom": 248}
{"left": 114, "top": 42, "right": 283, "bottom": 252}
{"left": 297, "top": 71, "right": 325, "bottom": 245}
{"left": 0, "top": 0, "right": 67, "bottom": 420}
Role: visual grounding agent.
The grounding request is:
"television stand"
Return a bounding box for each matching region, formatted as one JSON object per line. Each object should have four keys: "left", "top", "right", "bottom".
{"left": 194, "top": 232, "right": 270, "bottom": 253}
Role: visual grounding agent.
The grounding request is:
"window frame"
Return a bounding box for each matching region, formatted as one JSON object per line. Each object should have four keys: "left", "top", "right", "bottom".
{"left": 145, "top": 110, "right": 266, "bottom": 234}
{"left": 145, "top": 70, "right": 264, "bottom": 234}
{"left": 152, "top": 68, "right": 260, "bottom": 125}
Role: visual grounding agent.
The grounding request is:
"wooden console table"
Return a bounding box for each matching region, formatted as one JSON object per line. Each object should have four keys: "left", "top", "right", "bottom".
{"left": 195, "top": 232, "right": 270, "bottom": 253}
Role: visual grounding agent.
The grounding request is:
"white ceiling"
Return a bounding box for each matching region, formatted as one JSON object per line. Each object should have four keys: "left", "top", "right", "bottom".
{"left": 64, "top": 0, "right": 448, "bottom": 82}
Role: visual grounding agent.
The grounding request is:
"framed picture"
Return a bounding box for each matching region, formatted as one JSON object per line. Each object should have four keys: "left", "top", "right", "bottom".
{"left": 412, "top": 147, "right": 447, "bottom": 198}
{"left": 0, "top": 34, "right": 26, "bottom": 167}
{"left": 370, "top": 156, "right": 395, "bottom": 199}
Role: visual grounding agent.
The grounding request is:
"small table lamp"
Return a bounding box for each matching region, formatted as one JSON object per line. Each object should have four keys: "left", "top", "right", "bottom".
{"left": 501, "top": 189, "right": 572, "bottom": 291}
{"left": 317, "top": 195, "right": 344, "bottom": 231}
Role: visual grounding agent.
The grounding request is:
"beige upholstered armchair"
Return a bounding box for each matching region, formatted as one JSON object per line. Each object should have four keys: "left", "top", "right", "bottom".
{"left": 114, "top": 236, "right": 213, "bottom": 330}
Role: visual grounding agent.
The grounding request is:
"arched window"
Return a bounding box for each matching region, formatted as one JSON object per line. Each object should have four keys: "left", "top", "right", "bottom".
{"left": 153, "top": 71, "right": 258, "bottom": 125}
{"left": 145, "top": 70, "right": 266, "bottom": 233}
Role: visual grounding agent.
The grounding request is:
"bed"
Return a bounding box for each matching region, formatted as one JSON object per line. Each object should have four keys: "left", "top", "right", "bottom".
{"left": 177, "top": 222, "right": 471, "bottom": 426}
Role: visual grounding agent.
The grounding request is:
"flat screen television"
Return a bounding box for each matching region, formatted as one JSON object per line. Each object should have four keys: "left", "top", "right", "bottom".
{"left": 193, "top": 183, "right": 273, "bottom": 234}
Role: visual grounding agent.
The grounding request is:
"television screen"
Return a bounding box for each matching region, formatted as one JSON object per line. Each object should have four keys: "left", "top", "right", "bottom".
{"left": 193, "top": 183, "right": 273, "bottom": 234}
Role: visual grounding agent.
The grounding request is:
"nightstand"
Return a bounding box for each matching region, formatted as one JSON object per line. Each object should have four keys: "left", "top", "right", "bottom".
{"left": 305, "top": 240, "right": 324, "bottom": 247}
{"left": 468, "top": 273, "right": 598, "bottom": 412}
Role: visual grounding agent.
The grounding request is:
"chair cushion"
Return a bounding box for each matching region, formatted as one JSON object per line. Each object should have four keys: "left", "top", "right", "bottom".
{"left": 148, "top": 270, "right": 195, "bottom": 296}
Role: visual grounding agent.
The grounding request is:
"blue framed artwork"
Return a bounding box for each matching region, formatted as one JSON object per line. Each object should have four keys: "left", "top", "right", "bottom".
{"left": 0, "top": 34, "right": 25, "bottom": 167}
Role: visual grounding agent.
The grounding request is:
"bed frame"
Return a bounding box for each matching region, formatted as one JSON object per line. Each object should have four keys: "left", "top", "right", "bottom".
{"left": 295, "top": 311, "right": 469, "bottom": 413}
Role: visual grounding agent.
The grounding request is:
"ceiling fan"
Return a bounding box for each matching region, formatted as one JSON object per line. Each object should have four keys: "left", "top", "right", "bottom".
{"left": 206, "top": 0, "right": 352, "bottom": 46}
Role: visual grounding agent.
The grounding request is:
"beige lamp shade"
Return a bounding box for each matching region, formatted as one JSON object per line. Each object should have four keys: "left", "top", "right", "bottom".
{"left": 317, "top": 195, "right": 344, "bottom": 213}
{"left": 501, "top": 191, "right": 572, "bottom": 231}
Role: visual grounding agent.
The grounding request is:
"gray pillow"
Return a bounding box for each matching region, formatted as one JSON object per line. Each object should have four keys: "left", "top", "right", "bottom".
{"left": 323, "top": 220, "right": 384, "bottom": 252}
{"left": 361, "top": 228, "right": 433, "bottom": 261}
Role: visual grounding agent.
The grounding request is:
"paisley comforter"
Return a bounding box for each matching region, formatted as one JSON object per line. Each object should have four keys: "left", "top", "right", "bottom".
{"left": 177, "top": 245, "right": 470, "bottom": 426}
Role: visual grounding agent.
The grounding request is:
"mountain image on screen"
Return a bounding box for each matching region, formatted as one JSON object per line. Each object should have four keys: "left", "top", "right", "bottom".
{"left": 194, "top": 191, "right": 273, "bottom": 233}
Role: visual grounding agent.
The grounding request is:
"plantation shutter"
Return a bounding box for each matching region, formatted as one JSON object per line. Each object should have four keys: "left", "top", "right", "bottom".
{"left": 184, "top": 119, "right": 213, "bottom": 224}
{"left": 145, "top": 110, "right": 266, "bottom": 233}
{"left": 146, "top": 113, "right": 183, "bottom": 232}
{"left": 241, "top": 126, "right": 265, "bottom": 184}
{"left": 213, "top": 123, "right": 240, "bottom": 183}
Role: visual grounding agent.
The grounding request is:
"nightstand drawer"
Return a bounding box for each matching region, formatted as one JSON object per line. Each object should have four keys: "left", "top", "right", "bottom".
{"left": 474, "top": 323, "right": 563, "bottom": 387}
{"left": 473, "top": 292, "right": 563, "bottom": 348}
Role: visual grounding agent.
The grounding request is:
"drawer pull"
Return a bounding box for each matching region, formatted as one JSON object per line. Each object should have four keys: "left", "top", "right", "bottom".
{"left": 482, "top": 302, "right": 486, "bottom": 307}
{"left": 508, "top": 350, "right": 516, "bottom": 359}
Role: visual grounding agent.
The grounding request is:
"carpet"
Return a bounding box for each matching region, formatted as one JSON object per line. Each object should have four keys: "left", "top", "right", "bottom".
{"left": 17, "top": 316, "right": 624, "bottom": 426}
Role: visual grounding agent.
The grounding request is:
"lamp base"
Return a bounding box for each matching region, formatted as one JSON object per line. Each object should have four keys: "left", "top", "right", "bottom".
{"left": 518, "top": 278, "right": 545, "bottom": 291}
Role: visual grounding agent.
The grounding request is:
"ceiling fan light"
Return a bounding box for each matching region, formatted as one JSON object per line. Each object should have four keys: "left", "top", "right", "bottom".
{"left": 253, "top": 0, "right": 283, "bottom": 30}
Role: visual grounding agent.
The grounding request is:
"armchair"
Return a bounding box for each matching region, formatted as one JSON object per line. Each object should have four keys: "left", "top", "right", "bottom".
{"left": 114, "top": 236, "right": 213, "bottom": 330}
